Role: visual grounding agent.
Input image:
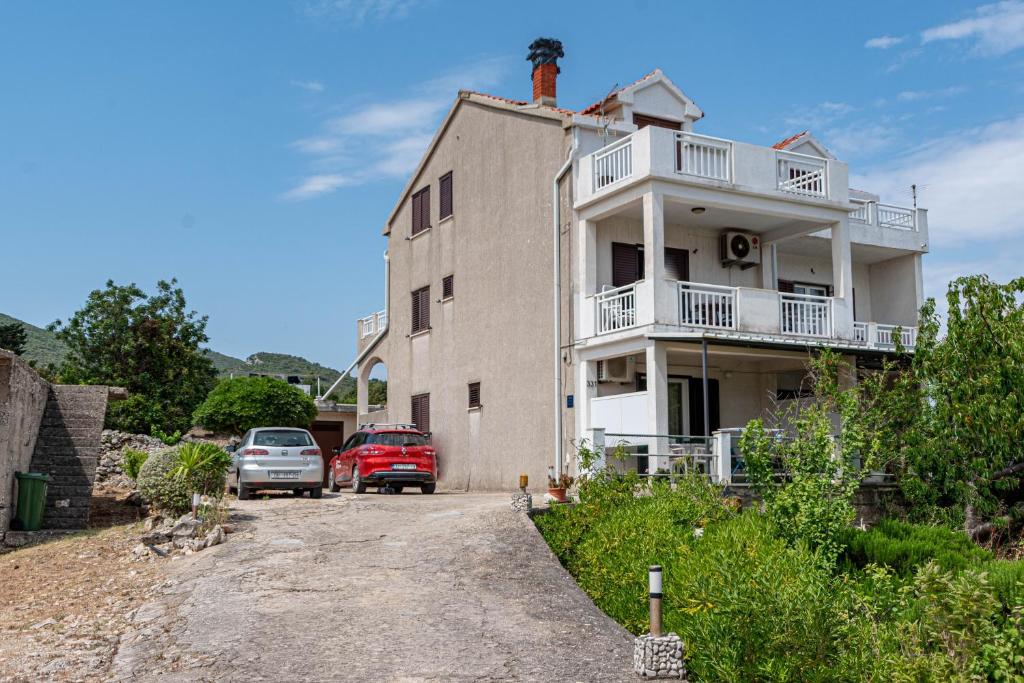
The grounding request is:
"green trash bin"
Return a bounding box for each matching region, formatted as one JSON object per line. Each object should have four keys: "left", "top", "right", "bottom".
{"left": 13, "top": 472, "right": 50, "bottom": 532}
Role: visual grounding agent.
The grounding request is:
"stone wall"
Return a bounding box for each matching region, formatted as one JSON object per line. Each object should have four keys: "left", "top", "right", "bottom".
{"left": 723, "top": 481, "right": 905, "bottom": 528}
{"left": 0, "top": 350, "right": 50, "bottom": 542}
{"left": 28, "top": 385, "right": 109, "bottom": 529}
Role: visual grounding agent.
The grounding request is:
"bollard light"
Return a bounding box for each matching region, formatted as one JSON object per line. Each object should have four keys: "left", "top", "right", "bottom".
{"left": 519, "top": 473, "right": 528, "bottom": 491}
{"left": 649, "top": 565, "right": 663, "bottom": 637}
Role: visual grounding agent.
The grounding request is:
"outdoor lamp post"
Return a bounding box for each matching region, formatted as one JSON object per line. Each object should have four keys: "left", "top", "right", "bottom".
{"left": 649, "top": 565, "right": 663, "bottom": 637}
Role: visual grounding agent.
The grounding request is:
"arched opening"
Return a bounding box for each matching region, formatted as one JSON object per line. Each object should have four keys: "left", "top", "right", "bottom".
{"left": 358, "top": 356, "right": 388, "bottom": 422}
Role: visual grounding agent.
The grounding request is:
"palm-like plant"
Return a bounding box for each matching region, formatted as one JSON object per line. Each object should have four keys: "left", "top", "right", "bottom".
{"left": 171, "top": 441, "right": 232, "bottom": 496}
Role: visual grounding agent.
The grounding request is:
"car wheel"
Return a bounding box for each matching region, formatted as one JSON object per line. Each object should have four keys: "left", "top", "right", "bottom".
{"left": 420, "top": 483, "right": 436, "bottom": 494}
{"left": 292, "top": 488, "right": 304, "bottom": 497}
{"left": 237, "top": 476, "right": 252, "bottom": 500}
{"left": 328, "top": 469, "right": 341, "bottom": 493}
{"left": 391, "top": 485, "right": 404, "bottom": 494}
{"left": 310, "top": 486, "right": 323, "bottom": 499}
{"left": 352, "top": 467, "right": 366, "bottom": 494}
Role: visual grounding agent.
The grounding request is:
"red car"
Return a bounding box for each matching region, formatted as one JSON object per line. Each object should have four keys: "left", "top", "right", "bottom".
{"left": 327, "top": 424, "right": 437, "bottom": 494}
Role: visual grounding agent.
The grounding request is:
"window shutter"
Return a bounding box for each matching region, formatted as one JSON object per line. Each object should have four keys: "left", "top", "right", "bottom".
{"left": 411, "top": 286, "right": 430, "bottom": 333}
{"left": 664, "top": 248, "right": 690, "bottom": 281}
{"left": 442, "top": 274, "right": 454, "bottom": 299}
{"left": 411, "top": 393, "right": 430, "bottom": 433}
{"left": 632, "top": 113, "right": 682, "bottom": 131}
{"left": 777, "top": 279, "right": 795, "bottom": 294}
{"left": 468, "top": 382, "right": 481, "bottom": 408}
{"left": 612, "top": 242, "right": 641, "bottom": 288}
{"left": 411, "top": 187, "right": 430, "bottom": 235}
{"left": 439, "top": 172, "right": 453, "bottom": 219}
{"left": 411, "top": 191, "right": 421, "bottom": 234}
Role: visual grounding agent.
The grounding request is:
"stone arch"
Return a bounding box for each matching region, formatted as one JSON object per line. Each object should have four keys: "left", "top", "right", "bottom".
{"left": 357, "top": 355, "right": 387, "bottom": 419}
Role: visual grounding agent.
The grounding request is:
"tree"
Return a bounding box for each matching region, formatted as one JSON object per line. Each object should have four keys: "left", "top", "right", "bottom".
{"left": 192, "top": 375, "right": 318, "bottom": 435}
{"left": 332, "top": 378, "right": 387, "bottom": 406}
{"left": 0, "top": 321, "right": 27, "bottom": 356}
{"left": 50, "top": 279, "right": 217, "bottom": 435}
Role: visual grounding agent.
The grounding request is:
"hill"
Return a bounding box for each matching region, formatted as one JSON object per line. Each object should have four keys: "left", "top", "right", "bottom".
{"left": 0, "top": 313, "right": 69, "bottom": 368}
{"left": 0, "top": 313, "right": 357, "bottom": 395}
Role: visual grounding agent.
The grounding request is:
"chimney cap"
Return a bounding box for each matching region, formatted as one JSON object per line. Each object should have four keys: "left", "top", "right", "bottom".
{"left": 527, "top": 37, "right": 564, "bottom": 74}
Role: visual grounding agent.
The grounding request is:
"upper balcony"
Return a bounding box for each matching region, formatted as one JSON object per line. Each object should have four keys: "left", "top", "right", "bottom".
{"left": 356, "top": 310, "right": 387, "bottom": 352}
{"left": 576, "top": 125, "right": 850, "bottom": 210}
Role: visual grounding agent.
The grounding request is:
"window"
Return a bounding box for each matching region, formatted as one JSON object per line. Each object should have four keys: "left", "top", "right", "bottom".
{"left": 633, "top": 113, "right": 682, "bottom": 131}
{"left": 611, "top": 242, "right": 644, "bottom": 288}
{"left": 411, "top": 393, "right": 430, "bottom": 433}
{"left": 442, "top": 274, "right": 454, "bottom": 300}
{"left": 468, "top": 382, "right": 481, "bottom": 409}
{"left": 411, "top": 286, "right": 430, "bottom": 333}
{"left": 439, "top": 171, "right": 453, "bottom": 220}
{"left": 368, "top": 432, "right": 428, "bottom": 446}
{"left": 664, "top": 248, "right": 690, "bottom": 281}
{"left": 411, "top": 187, "right": 431, "bottom": 235}
{"left": 253, "top": 430, "right": 313, "bottom": 447}
{"left": 780, "top": 280, "right": 831, "bottom": 297}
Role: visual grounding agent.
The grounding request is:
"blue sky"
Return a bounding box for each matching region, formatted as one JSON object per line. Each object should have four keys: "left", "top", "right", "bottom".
{"left": 2, "top": 1, "right": 1022, "bottom": 368}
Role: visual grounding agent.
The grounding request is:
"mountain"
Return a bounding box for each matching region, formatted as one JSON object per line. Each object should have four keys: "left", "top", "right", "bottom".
{"left": 0, "top": 313, "right": 356, "bottom": 394}
{"left": 0, "top": 313, "right": 69, "bottom": 368}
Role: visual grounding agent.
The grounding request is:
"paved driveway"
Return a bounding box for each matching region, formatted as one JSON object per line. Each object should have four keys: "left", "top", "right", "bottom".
{"left": 112, "top": 492, "right": 635, "bottom": 681}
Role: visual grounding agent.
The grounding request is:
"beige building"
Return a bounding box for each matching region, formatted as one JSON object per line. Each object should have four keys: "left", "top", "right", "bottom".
{"left": 349, "top": 38, "right": 927, "bottom": 490}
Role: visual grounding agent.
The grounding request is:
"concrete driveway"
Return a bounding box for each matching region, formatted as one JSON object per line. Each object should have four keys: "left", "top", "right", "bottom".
{"left": 112, "top": 492, "right": 635, "bottom": 682}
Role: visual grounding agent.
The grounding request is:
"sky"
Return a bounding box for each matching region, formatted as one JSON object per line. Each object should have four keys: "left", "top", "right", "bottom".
{"left": 1, "top": 0, "right": 1022, "bottom": 368}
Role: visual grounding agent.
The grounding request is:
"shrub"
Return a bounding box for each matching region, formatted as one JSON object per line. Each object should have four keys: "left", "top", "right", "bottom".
{"left": 137, "top": 442, "right": 230, "bottom": 515}
{"left": 838, "top": 518, "right": 993, "bottom": 576}
{"left": 122, "top": 448, "right": 149, "bottom": 479}
{"left": 192, "top": 376, "right": 318, "bottom": 435}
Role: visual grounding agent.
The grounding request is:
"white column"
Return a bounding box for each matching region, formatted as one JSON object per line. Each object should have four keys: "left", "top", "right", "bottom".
{"left": 643, "top": 192, "right": 667, "bottom": 326}
{"left": 645, "top": 342, "right": 670, "bottom": 473}
{"left": 578, "top": 218, "right": 598, "bottom": 336}
{"left": 576, "top": 357, "right": 597, "bottom": 458}
{"left": 584, "top": 427, "right": 606, "bottom": 475}
{"left": 831, "top": 218, "right": 854, "bottom": 339}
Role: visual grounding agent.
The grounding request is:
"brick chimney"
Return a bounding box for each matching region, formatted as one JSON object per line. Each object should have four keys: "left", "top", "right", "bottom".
{"left": 527, "top": 38, "right": 564, "bottom": 107}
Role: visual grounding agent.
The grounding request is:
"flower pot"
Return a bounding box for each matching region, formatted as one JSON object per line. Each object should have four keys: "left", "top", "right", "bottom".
{"left": 548, "top": 487, "right": 568, "bottom": 503}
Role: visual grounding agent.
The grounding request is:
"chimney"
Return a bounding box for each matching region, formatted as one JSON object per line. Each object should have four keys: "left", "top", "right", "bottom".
{"left": 527, "top": 38, "right": 564, "bottom": 107}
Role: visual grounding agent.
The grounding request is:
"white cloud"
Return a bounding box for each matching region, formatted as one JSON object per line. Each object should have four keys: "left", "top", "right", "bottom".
{"left": 852, "top": 116, "right": 1024, "bottom": 246}
{"left": 281, "top": 174, "right": 353, "bottom": 201}
{"left": 896, "top": 85, "right": 967, "bottom": 102}
{"left": 865, "top": 35, "right": 905, "bottom": 49}
{"left": 291, "top": 80, "right": 325, "bottom": 93}
{"left": 823, "top": 122, "right": 901, "bottom": 159}
{"left": 783, "top": 101, "right": 856, "bottom": 130}
{"left": 301, "top": 0, "right": 421, "bottom": 25}
{"left": 921, "top": 1, "right": 1024, "bottom": 56}
{"left": 282, "top": 57, "right": 512, "bottom": 201}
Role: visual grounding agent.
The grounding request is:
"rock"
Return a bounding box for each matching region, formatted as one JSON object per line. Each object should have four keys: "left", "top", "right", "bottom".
{"left": 139, "top": 528, "right": 172, "bottom": 545}
{"left": 204, "top": 525, "right": 225, "bottom": 548}
{"left": 30, "top": 618, "right": 57, "bottom": 630}
{"left": 171, "top": 517, "right": 202, "bottom": 540}
{"left": 143, "top": 515, "right": 164, "bottom": 533}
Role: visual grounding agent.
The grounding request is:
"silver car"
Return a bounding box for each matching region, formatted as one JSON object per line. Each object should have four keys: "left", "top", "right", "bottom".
{"left": 227, "top": 427, "right": 324, "bottom": 499}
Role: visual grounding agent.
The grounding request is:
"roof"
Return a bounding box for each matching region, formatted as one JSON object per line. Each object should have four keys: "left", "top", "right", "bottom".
{"left": 772, "top": 130, "right": 810, "bottom": 150}
{"left": 579, "top": 69, "right": 659, "bottom": 115}
{"left": 462, "top": 90, "right": 578, "bottom": 117}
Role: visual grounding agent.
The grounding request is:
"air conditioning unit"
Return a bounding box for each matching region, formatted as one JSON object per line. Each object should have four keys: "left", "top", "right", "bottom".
{"left": 720, "top": 230, "right": 761, "bottom": 269}
{"left": 597, "top": 356, "right": 636, "bottom": 383}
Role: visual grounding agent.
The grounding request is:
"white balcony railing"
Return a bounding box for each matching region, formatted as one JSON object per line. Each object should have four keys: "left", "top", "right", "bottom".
{"left": 595, "top": 283, "right": 637, "bottom": 334}
{"left": 849, "top": 200, "right": 918, "bottom": 231}
{"left": 853, "top": 321, "right": 869, "bottom": 343}
{"left": 592, "top": 137, "right": 633, "bottom": 192}
{"left": 777, "top": 150, "right": 828, "bottom": 198}
{"left": 678, "top": 281, "right": 737, "bottom": 329}
{"left": 359, "top": 310, "right": 387, "bottom": 339}
{"left": 780, "top": 293, "right": 834, "bottom": 338}
{"left": 875, "top": 324, "right": 916, "bottom": 347}
{"left": 675, "top": 132, "right": 732, "bottom": 182}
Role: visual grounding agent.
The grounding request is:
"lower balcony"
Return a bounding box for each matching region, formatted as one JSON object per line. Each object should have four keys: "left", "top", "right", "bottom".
{"left": 589, "top": 280, "right": 916, "bottom": 349}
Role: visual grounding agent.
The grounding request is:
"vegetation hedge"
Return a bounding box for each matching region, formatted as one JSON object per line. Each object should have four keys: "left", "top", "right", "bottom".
{"left": 122, "top": 448, "right": 149, "bottom": 479}
{"left": 137, "top": 442, "right": 229, "bottom": 515}
{"left": 192, "top": 376, "right": 317, "bottom": 435}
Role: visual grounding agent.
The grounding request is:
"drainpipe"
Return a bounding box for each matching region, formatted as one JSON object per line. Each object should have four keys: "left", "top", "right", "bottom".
{"left": 553, "top": 133, "right": 578, "bottom": 477}
{"left": 322, "top": 250, "right": 390, "bottom": 400}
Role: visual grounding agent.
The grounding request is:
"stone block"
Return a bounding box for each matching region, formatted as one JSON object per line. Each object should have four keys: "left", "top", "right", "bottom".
{"left": 633, "top": 633, "right": 687, "bottom": 680}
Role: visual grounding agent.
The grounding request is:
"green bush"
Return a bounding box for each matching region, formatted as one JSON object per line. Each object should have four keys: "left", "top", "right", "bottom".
{"left": 839, "top": 518, "right": 993, "bottom": 576}
{"left": 122, "top": 448, "right": 149, "bottom": 479}
{"left": 192, "top": 376, "right": 317, "bottom": 435}
{"left": 137, "top": 442, "right": 230, "bottom": 515}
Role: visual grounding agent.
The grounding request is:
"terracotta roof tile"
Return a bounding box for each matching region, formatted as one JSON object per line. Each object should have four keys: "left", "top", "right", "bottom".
{"left": 772, "top": 130, "right": 809, "bottom": 150}
{"left": 463, "top": 90, "right": 577, "bottom": 117}
{"left": 579, "top": 69, "right": 660, "bottom": 115}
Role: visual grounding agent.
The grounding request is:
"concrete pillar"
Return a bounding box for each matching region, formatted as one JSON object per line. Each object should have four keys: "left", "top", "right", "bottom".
{"left": 645, "top": 342, "right": 669, "bottom": 473}
{"left": 831, "top": 218, "right": 854, "bottom": 338}
{"left": 578, "top": 219, "right": 598, "bottom": 336}
{"left": 584, "top": 427, "right": 606, "bottom": 475}
{"left": 643, "top": 192, "right": 666, "bottom": 326}
{"left": 576, "top": 357, "right": 597, "bottom": 455}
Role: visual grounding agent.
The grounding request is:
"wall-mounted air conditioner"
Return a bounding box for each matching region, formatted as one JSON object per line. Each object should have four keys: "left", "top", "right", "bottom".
{"left": 597, "top": 356, "right": 636, "bottom": 383}
{"left": 720, "top": 230, "right": 761, "bottom": 269}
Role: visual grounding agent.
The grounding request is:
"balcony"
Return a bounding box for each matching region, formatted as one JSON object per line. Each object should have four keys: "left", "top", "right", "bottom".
{"left": 849, "top": 200, "right": 918, "bottom": 231}
{"left": 358, "top": 310, "right": 387, "bottom": 339}
{"left": 578, "top": 126, "right": 849, "bottom": 209}
{"left": 588, "top": 279, "right": 915, "bottom": 350}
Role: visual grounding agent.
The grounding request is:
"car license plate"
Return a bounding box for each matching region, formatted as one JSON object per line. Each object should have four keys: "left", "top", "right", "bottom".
{"left": 269, "top": 470, "right": 300, "bottom": 480}
{"left": 391, "top": 464, "right": 416, "bottom": 471}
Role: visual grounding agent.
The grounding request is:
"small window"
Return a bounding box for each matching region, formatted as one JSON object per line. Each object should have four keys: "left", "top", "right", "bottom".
{"left": 442, "top": 274, "right": 454, "bottom": 300}
{"left": 411, "top": 286, "right": 430, "bottom": 333}
{"left": 411, "top": 393, "right": 430, "bottom": 433}
{"left": 439, "top": 171, "right": 453, "bottom": 220}
{"left": 411, "top": 187, "right": 431, "bottom": 235}
{"left": 468, "top": 382, "right": 481, "bottom": 409}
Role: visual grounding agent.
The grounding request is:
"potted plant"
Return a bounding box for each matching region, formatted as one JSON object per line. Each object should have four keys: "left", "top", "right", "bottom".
{"left": 547, "top": 469, "right": 575, "bottom": 503}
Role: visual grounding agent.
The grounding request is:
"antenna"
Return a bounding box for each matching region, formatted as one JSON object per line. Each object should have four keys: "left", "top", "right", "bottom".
{"left": 598, "top": 83, "right": 618, "bottom": 144}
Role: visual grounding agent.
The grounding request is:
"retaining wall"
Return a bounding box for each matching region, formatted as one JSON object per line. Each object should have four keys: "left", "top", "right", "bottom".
{"left": 0, "top": 350, "right": 50, "bottom": 542}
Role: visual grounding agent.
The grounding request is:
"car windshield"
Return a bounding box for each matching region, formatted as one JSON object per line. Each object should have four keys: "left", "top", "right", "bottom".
{"left": 253, "top": 430, "right": 313, "bottom": 447}
{"left": 367, "top": 432, "right": 427, "bottom": 447}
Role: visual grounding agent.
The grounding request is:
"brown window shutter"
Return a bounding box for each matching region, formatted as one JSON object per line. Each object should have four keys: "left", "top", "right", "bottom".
{"left": 664, "top": 248, "right": 690, "bottom": 281}
{"left": 442, "top": 274, "right": 454, "bottom": 299}
{"left": 777, "top": 279, "right": 795, "bottom": 294}
{"left": 439, "top": 172, "right": 453, "bottom": 219}
{"left": 411, "top": 190, "right": 421, "bottom": 234}
{"left": 411, "top": 393, "right": 430, "bottom": 433}
{"left": 411, "top": 286, "right": 430, "bottom": 333}
{"left": 633, "top": 113, "right": 682, "bottom": 130}
{"left": 412, "top": 187, "right": 430, "bottom": 235}
{"left": 612, "top": 242, "right": 641, "bottom": 288}
{"left": 468, "top": 382, "right": 480, "bottom": 408}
